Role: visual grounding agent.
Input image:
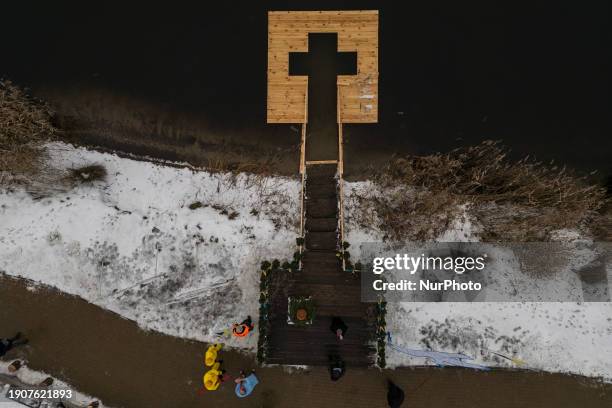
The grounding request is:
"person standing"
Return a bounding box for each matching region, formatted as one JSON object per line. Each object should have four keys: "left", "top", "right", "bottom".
{"left": 234, "top": 370, "right": 259, "bottom": 398}
{"left": 330, "top": 317, "right": 348, "bottom": 340}
{"left": 328, "top": 355, "right": 346, "bottom": 381}
{"left": 387, "top": 380, "right": 405, "bottom": 407}
{"left": 232, "top": 316, "right": 254, "bottom": 338}
{"left": 205, "top": 344, "right": 222, "bottom": 366}
{"left": 0, "top": 332, "right": 28, "bottom": 357}
{"left": 203, "top": 361, "right": 226, "bottom": 391}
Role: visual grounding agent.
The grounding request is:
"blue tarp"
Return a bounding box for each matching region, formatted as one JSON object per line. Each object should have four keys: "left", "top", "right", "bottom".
{"left": 387, "top": 332, "right": 490, "bottom": 371}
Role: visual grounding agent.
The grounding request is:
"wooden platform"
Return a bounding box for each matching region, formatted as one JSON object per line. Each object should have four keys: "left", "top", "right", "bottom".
{"left": 267, "top": 10, "right": 379, "bottom": 123}
{"left": 265, "top": 164, "right": 376, "bottom": 366}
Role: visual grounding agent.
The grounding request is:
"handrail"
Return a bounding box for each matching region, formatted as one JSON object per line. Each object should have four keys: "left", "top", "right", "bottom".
{"left": 298, "top": 89, "right": 308, "bottom": 269}
{"left": 299, "top": 122, "right": 306, "bottom": 239}
{"left": 337, "top": 84, "right": 346, "bottom": 271}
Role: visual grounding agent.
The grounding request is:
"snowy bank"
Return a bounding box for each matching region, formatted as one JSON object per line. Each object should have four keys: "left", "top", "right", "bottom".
{"left": 2, "top": 143, "right": 610, "bottom": 380}
{"left": 0, "top": 360, "right": 108, "bottom": 407}
{"left": 344, "top": 181, "right": 612, "bottom": 381}
{"left": 0, "top": 142, "right": 300, "bottom": 350}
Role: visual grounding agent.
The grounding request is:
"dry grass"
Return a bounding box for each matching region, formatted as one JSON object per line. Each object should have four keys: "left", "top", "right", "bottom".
{"left": 353, "top": 141, "right": 608, "bottom": 241}
{"left": 0, "top": 79, "right": 56, "bottom": 178}
{"left": 68, "top": 164, "right": 107, "bottom": 184}
{"left": 50, "top": 87, "right": 216, "bottom": 145}
{"left": 43, "top": 86, "right": 297, "bottom": 176}
{"left": 204, "top": 151, "right": 286, "bottom": 177}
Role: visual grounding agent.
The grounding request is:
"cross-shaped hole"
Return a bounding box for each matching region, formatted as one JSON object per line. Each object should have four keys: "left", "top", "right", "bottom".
{"left": 289, "top": 33, "right": 357, "bottom": 77}
{"left": 288, "top": 33, "right": 357, "bottom": 160}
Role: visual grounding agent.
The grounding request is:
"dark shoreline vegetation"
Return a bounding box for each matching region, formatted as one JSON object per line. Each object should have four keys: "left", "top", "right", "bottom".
{"left": 44, "top": 85, "right": 299, "bottom": 177}
{"left": 352, "top": 141, "right": 610, "bottom": 242}
{"left": 2, "top": 80, "right": 610, "bottom": 242}
{"left": 0, "top": 80, "right": 56, "bottom": 177}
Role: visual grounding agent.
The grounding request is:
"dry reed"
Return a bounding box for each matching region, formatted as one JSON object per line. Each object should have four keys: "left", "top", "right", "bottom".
{"left": 357, "top": 140, "right": 607, "bottom": 241}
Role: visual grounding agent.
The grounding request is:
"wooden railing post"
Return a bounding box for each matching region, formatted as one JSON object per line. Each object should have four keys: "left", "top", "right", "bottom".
{"left": 298, "top": 90, "right": 308, "bottom": 270}
{"left": 337, "top": 84, "right": 346, "bottom": 271}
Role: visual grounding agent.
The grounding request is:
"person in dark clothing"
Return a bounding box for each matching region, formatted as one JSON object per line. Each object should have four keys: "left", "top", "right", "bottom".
{"left": 232, "top": 316, "right": 254, "bottom": 338}
{"left": 387, "top": 380, "right": 405, "bottom": 407}
{"left": 0, "top": 332, "right": 28, "bottom": 357}
{"left": 330, "top": 316, "right": 348, "bottom": 340}
{"left": 328, "top": 355, "right": 346, "bottom": 381}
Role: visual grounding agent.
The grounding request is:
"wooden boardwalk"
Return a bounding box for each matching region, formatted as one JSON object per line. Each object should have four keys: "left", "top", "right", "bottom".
{"left": 266, "top": 163, "right": 376, "bottom": 366}
{"left": 264, "top": 10, "right": 379, "bottom": 367}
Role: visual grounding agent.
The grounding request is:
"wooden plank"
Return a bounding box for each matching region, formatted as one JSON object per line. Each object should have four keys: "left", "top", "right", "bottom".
{"left": 305, "top": 160, "right": 338, "bottom": 165}
{"left": 265, "top": 155, "right": 376, "bottom": 365}
{"left": 269, "top": 10, "right": 378, "bottom": 18}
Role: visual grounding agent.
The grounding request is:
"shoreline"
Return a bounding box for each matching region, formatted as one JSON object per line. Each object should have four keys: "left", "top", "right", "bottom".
{"left": 1, "top": 274, "right": 610, "bottom": 408}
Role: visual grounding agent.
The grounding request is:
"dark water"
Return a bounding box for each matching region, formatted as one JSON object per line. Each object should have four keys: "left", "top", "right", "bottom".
{"left": 2, "top": 2, "right": 610, "bottom": 178}
{"left": 292, "top": 33, "right": 357, "bottom": 161}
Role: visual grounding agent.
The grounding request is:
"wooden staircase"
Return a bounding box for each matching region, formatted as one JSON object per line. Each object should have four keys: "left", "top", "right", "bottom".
{"left": 265, "top": 163, "right": 375, "bottom": 366}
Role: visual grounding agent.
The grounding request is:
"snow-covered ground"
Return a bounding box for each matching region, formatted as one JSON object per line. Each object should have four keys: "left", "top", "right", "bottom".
{"left": 0, "top": 142, "right": 300, "bottom": 350}
{"left": 0, "top": 361, "right": 108, "bottom": 407}
{"left": 1, "top": 144, "right": 611, "bottom": 381}
{"left": 345, "top": 181, "right": 612, "bottom": 381}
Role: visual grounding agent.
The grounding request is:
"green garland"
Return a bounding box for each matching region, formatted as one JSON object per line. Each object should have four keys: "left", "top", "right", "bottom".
{"left": 256, "top": 237, "right": 304, "bottom": 364}
{"left": 337, "top": 241, "right": 363, "bottom": 273}
{"left": 336, "top": 240, "right": 385, "bottom": 366}
{"left": 256, "top": 260, "right": 272, "bottom": 364}
{"left": 375, "top": 298, "right": 387, "bottom": 368}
